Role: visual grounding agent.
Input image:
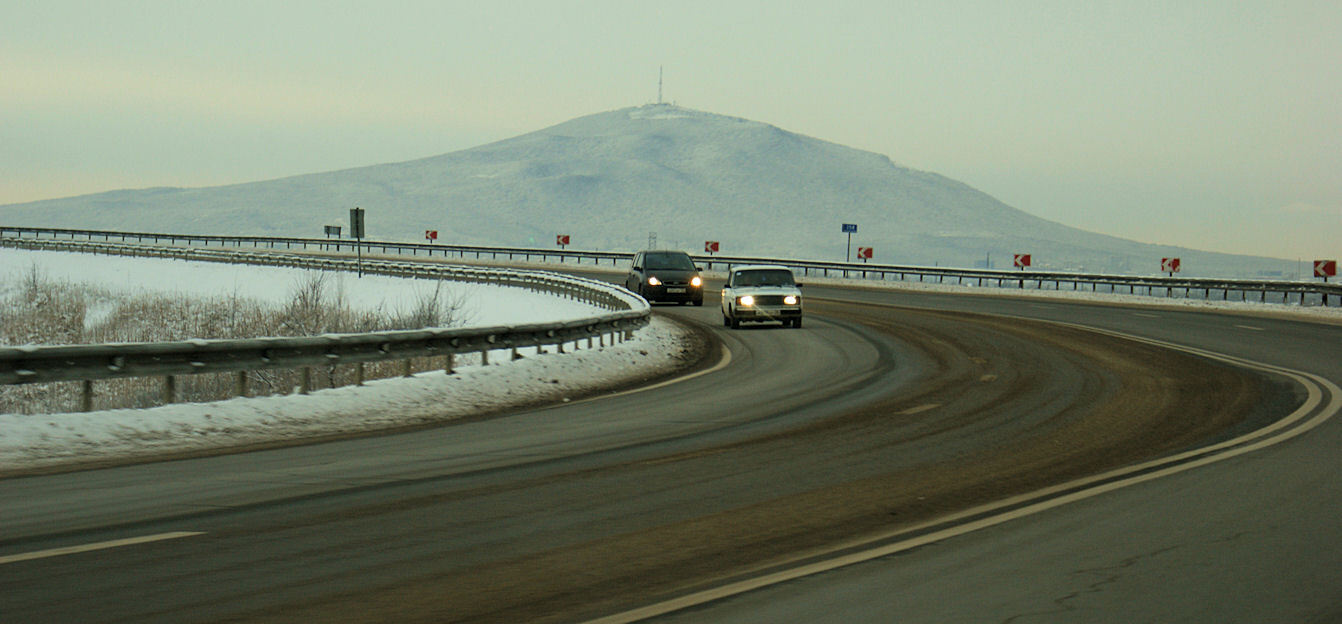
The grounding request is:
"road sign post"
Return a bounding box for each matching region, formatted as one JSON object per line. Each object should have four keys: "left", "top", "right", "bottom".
{"left": 1013, "top": 253, "right": 1030, "bottom": 288}
{"left": 841, "top": 223, "right": 858, "bottom": 261}
{"left": 1318, "top": 260, "right": 1338, "bottom": 305}
{"left": 349, "top": 207, "right": 365, "bottom": 277}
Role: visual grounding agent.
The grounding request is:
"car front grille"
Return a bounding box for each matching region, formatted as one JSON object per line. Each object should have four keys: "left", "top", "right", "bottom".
{"left": 749, "top": 295, "right": 793, "bottom": 305}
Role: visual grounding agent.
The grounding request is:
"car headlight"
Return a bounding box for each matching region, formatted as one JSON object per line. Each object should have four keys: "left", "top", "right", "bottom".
{"left": 739, "top": 295, "right": 755, "bottom": 307}
{"left": 691, "top": 276, "right": 703, "bottom": 287}
{"left": 647, "top": 276, "right": 661, "bottom": 286}
{"left": 784, "top": 295, "right": 798, "bottom": 305}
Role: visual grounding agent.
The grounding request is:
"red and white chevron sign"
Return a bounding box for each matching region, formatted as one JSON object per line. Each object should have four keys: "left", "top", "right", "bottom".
{"left": 1161, "top": 257, "right": 1181, "bottom": 273}
{"left": 1316, "top": 260, "right": 1337, "bottom": 278}
{"left": 1013, "top": 254, "right": 1031, "bottom": 268}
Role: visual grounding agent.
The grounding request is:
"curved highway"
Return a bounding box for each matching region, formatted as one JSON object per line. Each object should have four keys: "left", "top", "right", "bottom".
{"left": 0, "top": 275, "right": 1338, "bottom": 623}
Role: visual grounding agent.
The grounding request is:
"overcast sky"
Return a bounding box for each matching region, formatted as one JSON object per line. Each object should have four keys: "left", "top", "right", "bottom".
{"left": 2, "top": 1, "right": 1337, "bottom": 261}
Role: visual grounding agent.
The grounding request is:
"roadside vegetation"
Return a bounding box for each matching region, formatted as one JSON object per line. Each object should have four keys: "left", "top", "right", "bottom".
{"left": 0, "top": 266, "right": 468, "bottom": 414}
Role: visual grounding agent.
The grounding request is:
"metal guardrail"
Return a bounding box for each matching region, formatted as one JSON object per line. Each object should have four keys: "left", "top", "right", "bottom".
{"left": 0, "top": 237, "right": 650, "bottom": 411}
{"left": 3, "top": 225, "right": 1340, "bottom": 306}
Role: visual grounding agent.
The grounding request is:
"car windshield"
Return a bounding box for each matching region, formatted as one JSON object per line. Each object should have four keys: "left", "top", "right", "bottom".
{"left": 734, "top": 269, "right": 795, "bottom": 287}
{"left": 644, "top": 252, "right": 695, "bottom": 271}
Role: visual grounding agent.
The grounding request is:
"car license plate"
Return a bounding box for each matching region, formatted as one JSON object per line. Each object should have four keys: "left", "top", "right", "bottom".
{"left": 667, "top": 287, "right": 686, "bottom": 293}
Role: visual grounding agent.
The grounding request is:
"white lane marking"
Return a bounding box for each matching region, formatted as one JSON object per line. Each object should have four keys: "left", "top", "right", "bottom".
{"left": 1133, "top": 312, "right": 1161, "bottom": 318}
{"left": 0, "top": 531, "right": 205, "bottom": 565}
{"left": 1235, "top": 324, "right": 1265, "bottom": 331}
{"left": 583, "top": 324, "right": 1342, "bottom": 624}
{"left": 897, "top": 403, "right": 940, "bottom": 416}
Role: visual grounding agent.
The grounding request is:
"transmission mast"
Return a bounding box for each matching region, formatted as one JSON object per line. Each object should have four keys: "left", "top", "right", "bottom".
{"left": 658, "top": 66, "right": 663, "bottom": 104}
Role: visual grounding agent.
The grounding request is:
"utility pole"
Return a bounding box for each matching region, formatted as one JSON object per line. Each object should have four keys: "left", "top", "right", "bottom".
{"left": 658, "top": 66, "right": 663, "bottom": 104}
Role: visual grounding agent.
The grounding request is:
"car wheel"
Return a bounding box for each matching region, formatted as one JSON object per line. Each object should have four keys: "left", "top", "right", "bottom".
{"left": 694, "top": 298, "right": 704, "bottom": 307}
{"left": 722, "top": 313, "right": 731, "bottom": 327}
{"left": 793, "top": 317, "right": 803, "bottom": 328}
{"left": 730, "top": 315, "right": 740, "bottom": 329}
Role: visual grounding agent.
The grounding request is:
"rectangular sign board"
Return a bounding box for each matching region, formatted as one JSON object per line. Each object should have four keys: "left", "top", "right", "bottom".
{"left": 556, "top": 234, "right": 571, "bottom": 246}
{"left": 349, "top": 207, "right": 366, "bottom": 239}
{"left": 857, "top": 246, "right": 873, "bottom": 259}
{"left": 841, "top": 223, "right": 858, "bottom": 233}
{"left": 1316, "top": 260, "right": 1337, "bottom": 278}
{"left": 1013, "top": 254, "right": 1031, "bottom": 268}
{"left": 1162, "top": 257, "right": 1181, "bottom": 273}
{"left": 705, "top": 241, "right": 720, "bottom": 253}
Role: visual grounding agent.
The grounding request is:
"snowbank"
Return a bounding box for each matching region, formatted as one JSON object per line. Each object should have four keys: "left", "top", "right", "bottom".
{"left": 0, "top": 250, "right": 696, "bottom": 473}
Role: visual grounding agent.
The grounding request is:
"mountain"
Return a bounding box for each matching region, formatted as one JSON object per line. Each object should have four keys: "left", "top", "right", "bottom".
{"left": 0, "top": 104, "right": 1296, "bottom": 277}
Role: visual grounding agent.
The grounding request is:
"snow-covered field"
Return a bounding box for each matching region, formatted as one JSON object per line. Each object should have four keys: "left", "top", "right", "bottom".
{"left": 0, "top": 247, "right": 612, "bottom": 329}
{"left": 0, "top": 250, "right": 694, "bottom": 473}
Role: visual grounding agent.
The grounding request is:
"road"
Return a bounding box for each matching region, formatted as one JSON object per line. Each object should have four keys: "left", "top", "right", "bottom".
{"left": 1, "top": 277, "right": 1338, "bottom": 623}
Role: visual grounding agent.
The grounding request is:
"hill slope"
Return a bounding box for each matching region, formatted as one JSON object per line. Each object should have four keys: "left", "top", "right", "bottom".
{"left": 0, "top": 105, "right": 1293, "bottom": 276}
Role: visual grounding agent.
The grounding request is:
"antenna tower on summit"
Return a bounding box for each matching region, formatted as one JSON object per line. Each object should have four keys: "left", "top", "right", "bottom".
{"left": 658, "top": 66, "right": 663, "bottom": 104}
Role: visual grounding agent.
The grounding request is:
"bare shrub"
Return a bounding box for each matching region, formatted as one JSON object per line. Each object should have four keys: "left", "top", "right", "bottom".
{"left": 1, "top": 268, "right": 471, "bottom": 414}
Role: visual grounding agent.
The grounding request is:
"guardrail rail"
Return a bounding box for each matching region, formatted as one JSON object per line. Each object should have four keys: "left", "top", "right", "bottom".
{"left": 0, "top": 237, "right": 650, "bottom": 412}
{"left": 5, "top": 225, "right": 1339, "bottom": 306}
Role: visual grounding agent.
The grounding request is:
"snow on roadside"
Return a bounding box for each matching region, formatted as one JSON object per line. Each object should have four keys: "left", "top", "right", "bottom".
{"left": 0, "top": 249, "right": 693, "bottom": 473}
{"left": 0, "top": 317, "right": 689, "bottom": 473}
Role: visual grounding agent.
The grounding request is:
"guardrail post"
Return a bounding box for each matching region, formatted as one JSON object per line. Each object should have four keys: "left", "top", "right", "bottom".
{"left": 357, "top": 362, "right": 366, "bottom": 385}
{"left": 300, "top": 368, "right": 312, "bottom": 394}
{"left": 163, "top": 375, "right": 176, "bottom": 404}
{"left": 481, "top": 349, "right": 490, "bottom": 365}
{"left": 444, "top": 354, "right": 455, "bottom": 374}
{"left": 402, "top": 359, "right": 414, "bottom": 377}
{"left": 81, "top": 380, "right": 94, "bottom": 412}
{"left": 235, "top": 371, "right": 248, "bottom": 398}
{"left": 511, "top": 347, "right": 521, "bottom": 360}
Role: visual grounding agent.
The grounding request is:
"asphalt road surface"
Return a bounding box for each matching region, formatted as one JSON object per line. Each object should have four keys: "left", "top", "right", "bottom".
{"left": 1, "top": 275, "right": 1337, "bottom": 623}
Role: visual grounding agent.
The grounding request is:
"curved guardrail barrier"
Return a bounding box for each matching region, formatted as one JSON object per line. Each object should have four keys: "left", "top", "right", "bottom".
{"left": 0, "top": 237, "right": 650, "bottom": 411}
{"left": 4, "top": 225, "right": 1339, "bottom": 306}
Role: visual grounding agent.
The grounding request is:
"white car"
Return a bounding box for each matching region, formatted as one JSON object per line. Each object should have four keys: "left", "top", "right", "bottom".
{"left": 721, "top": 265, "right": 804, "bottom": 328}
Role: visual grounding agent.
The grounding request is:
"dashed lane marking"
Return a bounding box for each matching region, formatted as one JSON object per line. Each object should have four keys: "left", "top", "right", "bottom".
{"left": 0, "top": 532, "right": 205, "bottom": 566}
{"left": 897, "top": 403, "right": 940, "bottom": 416}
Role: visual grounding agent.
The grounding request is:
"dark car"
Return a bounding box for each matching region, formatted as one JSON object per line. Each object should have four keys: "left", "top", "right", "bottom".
{"left": 625, "top": 250, "right": 704, "bottom": 305}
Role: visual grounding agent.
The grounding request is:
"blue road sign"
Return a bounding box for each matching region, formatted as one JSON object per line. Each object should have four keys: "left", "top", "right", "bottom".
{"left": 841, "top": 223, "right": 858, "bottom": 233}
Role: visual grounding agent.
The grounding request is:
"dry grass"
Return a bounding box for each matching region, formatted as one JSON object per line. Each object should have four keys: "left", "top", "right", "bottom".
{"left": 1, "top": 266, "right": 467, "bottom": 414}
